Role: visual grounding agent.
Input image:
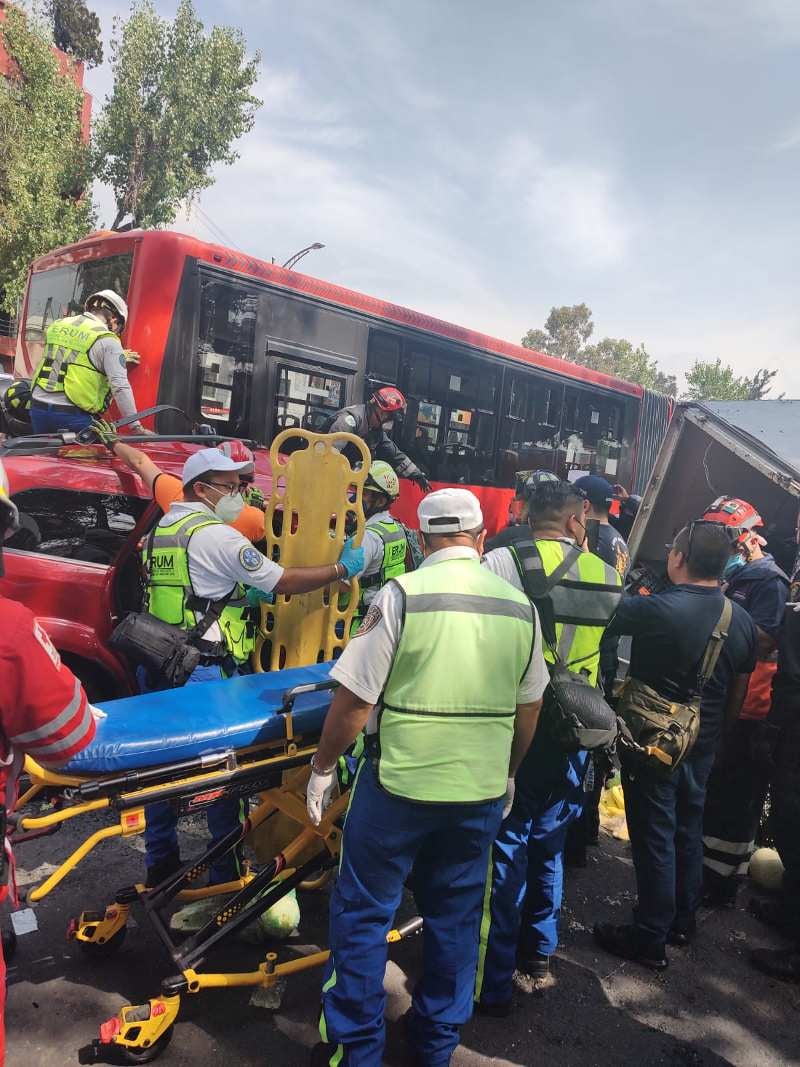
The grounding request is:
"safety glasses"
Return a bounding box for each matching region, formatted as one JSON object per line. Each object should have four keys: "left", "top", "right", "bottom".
{"left": 667, "top": 519, "right": 732, "bottom": 561}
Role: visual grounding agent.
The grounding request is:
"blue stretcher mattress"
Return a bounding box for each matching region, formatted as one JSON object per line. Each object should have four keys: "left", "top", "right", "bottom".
{"left": 63, "top": 662, "right": 335, "bottom": 776}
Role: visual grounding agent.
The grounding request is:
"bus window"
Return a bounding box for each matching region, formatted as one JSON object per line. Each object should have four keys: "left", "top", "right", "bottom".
{"left": 23, "top": 254, "right": 133, "bottom": 368}
{"left": 555, "top": 384, "right": 636, "bottom": 486}
{"left": 196, "top": 279, "right": 258, "bottom": 436}
{"left": 273, "top": 364, "right": 344, "bottom": 435}
{"left": 366, "top": 330, "right": 401, "bottom": 384}
{"left": 496, "top": 371, "right": 563, "bottom": 487}
{"left": 397, "top": 341, "right": 499, "bottom": 485}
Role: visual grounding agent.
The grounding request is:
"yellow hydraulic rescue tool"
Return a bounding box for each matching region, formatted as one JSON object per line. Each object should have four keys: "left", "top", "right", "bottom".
{"left": 252, "top": 427, "right": 370, "bottom": 672}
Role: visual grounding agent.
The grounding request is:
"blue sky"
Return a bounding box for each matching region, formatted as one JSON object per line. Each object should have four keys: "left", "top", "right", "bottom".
{"left": 87, "top": 0, "right": 800, "bottom": 394}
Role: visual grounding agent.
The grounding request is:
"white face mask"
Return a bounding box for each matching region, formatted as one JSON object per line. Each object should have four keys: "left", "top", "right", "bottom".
{"left": 203, "top": 484, "right": 245, "bottom": 524}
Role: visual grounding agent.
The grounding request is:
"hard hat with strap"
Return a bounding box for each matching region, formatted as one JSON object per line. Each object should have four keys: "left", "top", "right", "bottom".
{"left": 511, "top": 535, "right": 622, "bottom": 685}
{"left": 376, "top": 557, "right": 535, "bottom": 803}
{"left": 702, "top": 496, "right": 763, "bottom": 546}
{"left": 32, "top": 314, "right": 117, "bottom": 414}
{"left": 364, "top": 460, "right": 400, "bottom": 500}
{"left": 85, "top": 289, "right": 128, "bottom": 327}
{"left": 143, "top": 512, "right": 257, "bottom": 664}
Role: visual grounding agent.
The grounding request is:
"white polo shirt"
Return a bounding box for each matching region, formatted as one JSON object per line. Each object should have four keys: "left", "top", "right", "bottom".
{"left": 151, "top": 501, "right": 284, "bottom": 641}
{"left": 330, "top": 545, "right": 550, "bottom": 732}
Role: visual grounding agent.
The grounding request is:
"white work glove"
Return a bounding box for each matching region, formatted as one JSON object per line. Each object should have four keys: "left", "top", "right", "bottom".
{"left": 307, "top": 764, "right": 337, "bottom": 826}
{"left": 502, "top": 777, "right": 516, "bottom": 821}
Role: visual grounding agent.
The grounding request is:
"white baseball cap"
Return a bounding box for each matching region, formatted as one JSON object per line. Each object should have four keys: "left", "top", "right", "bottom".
{"left": 182, "top": 448, "right": 251, "bottom": 487}
{"left": 418, "top": 488, "right": 484, "bottom": 534}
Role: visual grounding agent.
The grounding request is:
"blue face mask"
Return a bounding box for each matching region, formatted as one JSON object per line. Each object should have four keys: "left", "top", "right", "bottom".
{"left": 723, "top": 553, "right": 746, "bottom": 579}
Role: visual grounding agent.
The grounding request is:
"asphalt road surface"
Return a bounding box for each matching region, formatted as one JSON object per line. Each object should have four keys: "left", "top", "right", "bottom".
{"left": 7, "top": 808, "right": 800, "bottom": 1066}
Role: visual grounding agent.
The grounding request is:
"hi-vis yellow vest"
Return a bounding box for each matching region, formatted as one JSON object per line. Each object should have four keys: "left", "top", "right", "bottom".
{"left": 144, "top": 512, "right": 257, "bottom": 663}
{"left": 378, "top": 557, "right": 535, "bottom": 803}
{"left": 511, "top": 536, "right": 621, "bottom": 685}
{"left": 33, "top": 314, "right": 115, "bottom": 413}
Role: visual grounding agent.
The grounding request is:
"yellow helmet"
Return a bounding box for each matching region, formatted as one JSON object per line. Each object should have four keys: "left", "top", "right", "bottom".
{"left": 364, "top": 460, "right": 400, "bottom": 500}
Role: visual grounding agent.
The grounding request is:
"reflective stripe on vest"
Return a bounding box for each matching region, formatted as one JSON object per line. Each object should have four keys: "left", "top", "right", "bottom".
{"left": 511, "top": 537, "right": 621, "bottom": 685}
{"left": 351, "top": 519, "right": 408, "bottom": 636}
{"left": 143, "top": 511, "right": 256, "bottom": 663}
{"left": 378, "top": 557, "right": 535, "bottom": 804}
{"left": 32, "top": 315, "right": 115, "bottom": 413}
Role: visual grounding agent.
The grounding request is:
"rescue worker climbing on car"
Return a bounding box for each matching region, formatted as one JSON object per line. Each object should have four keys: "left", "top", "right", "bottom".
{"left": 328, "top": 386, "right": 432, "bottom": 491}
{"left": 350, "top": 460, "right": 412, "bottom": 634}
{"left": 0, "top": 459, "right": 97, "bottom": 1062}
{"left": 475, "top": 480, "right": 622, "bottom": 1012}
{"left": 30, "top": 290, "right": 149, "bottom": 435}
{"left": 137, "top": 446, "right": 364, "bottom": 887}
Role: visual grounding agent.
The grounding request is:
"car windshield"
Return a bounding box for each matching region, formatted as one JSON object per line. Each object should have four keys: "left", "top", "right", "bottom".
{"left": 23, "top": 254, "right": 133, "bottom": 368}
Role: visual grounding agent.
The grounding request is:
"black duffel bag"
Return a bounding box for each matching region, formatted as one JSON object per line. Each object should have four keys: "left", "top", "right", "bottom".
{"left": 544, "top": 661, "right": 619, "bottom": 752}
{"left": 109, "top": 612, "right": 205, "bottom": 688}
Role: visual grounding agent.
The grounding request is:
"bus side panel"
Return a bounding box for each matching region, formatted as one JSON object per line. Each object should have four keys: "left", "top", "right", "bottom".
{"left": 393, "top": 480, "right": 513, "bottom": 538}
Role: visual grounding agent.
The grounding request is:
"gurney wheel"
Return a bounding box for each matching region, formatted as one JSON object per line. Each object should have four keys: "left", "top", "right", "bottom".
{"left": 77, "top": 924, "right": 127, "bottom": 958}
{"left": 118, "top": 1028, "right": 173, "bottom": 1064}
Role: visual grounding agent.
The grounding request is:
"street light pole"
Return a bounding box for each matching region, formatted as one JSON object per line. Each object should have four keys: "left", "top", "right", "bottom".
{"left": 282, "top": 243, "right": 325, "bottom": 270}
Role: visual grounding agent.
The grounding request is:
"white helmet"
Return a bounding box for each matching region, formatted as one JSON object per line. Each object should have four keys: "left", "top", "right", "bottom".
{"left": 85, "top": 289, "right": 128, "bottom": 327}
{"left": 0, "top": 459, "right": 20, "bottom": 540}
{"left": 364, "top": 460, "right": 400, "bottom": 500}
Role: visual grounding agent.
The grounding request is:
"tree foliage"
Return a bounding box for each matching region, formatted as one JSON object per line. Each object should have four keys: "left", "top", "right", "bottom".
{"left": 522, "top": 304, "right": 677, "bottom": 396}
{"left": 682, "top": 359, "right": 779, "bottom": 401}
{"left": 0, "top": 6, "right": 93, "bottom": 313}
{"left": 94, "top": 0, "right": 262, "bottom": 230}
{"left": 47, "top": 0, "right": 103, "bottom": 67}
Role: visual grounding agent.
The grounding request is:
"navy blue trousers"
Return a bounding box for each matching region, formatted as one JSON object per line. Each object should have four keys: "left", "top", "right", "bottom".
{"left": 30, "top": 402, "right": 93, "bottom": 433}
{"left": 475, "top": 748, "right": 588, "bottom": 1006}
{"left": 621, "top": 744, "right": 716, "bottom": 944}
{"left": 142, "top": 664, "right": 245, "bottom": 885}
{"left": 320, "top": 760, "right": 503, "bottom": 1066}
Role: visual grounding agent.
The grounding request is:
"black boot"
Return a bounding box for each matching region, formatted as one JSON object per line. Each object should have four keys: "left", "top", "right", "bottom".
{"left": 593, "top": 921, "right": 668, "bottom": 970}
{"left": 145, "top": 853, "right": 182, "bottom": 888}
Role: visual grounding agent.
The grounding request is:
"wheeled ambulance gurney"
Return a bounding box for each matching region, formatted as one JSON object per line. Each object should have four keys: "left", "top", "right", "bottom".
{"left": 14, "top": 667, "right": 423, "bottom": 1063}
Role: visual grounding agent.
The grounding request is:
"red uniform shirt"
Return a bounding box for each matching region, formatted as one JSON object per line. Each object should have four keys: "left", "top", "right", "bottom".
{"left": 0, "top": 597, "right": 96, "bottom": 773}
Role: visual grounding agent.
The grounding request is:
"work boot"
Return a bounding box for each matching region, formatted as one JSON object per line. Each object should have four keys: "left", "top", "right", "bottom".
{"left": 593, "top": 921, "right": 668, "bottom": 970}
{"left": 145, "top": 853, "right": 182, "bottom": 888}
{"left": 512, "top": 954, "right": 557, "bottom": 994}
{"left": 749, "top": 947, "right": 800, "bottom": 982}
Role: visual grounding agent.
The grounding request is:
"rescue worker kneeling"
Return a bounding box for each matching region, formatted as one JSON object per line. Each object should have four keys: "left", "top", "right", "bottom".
{"left": 140, "top": 447, "right": 364, "bottom": 887}
{"left": 475, "top": 481, "right": 622, "bottom": 1011}
{"left": 306, "top": 489, "right": 549, "bottom": 1067}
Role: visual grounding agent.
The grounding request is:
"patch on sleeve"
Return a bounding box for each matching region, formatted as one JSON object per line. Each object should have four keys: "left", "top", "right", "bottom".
{"left": 33, "top": 619, "right": 62, "bottom": 668}
{"left": 344, "top": 414, "right": 357, "bottom": 427}
{"left": 354, "top": 602, "right": 382, "bottom": 637}
{"left": 118, "top": 352, "right": 127, "bottom": 369}
{"left": 239, "top": 545, "right": 263, "bottom": 572}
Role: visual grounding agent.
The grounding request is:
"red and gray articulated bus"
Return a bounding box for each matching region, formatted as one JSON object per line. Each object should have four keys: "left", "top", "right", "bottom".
{"left": 14, "top": 229, "right": 671, "bottom": 533}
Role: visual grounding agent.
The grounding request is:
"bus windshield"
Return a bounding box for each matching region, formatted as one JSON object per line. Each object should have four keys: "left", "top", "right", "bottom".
{"left": 23, "top": 253, "right": 133, "bottom": 368}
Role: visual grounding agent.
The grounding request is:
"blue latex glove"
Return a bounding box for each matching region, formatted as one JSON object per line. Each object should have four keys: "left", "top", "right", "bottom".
{"left": 338, "top": 537, "right": 365, "bottom": 579}
{"left": 246, "top": 586, "right": 275, "bottom": 607}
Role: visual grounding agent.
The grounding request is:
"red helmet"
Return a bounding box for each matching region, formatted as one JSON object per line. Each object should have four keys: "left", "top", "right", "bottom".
{"left": 218, "top": 440, "right": 254, "bottom": 465}
{"left": 370, "top": 386, "right": 406, "bottom": 416}
{"left": 703, "top": 497, "right": 763, "bottom": 544}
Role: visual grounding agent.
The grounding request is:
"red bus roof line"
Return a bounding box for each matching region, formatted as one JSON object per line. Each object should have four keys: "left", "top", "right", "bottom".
{"left": 31, "top": 229, "right": 644, "bottom": 399}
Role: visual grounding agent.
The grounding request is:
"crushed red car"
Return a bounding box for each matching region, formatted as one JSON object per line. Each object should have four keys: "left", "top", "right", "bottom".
{"left": 0, "top": 441, "right": 272, "bottom": 700}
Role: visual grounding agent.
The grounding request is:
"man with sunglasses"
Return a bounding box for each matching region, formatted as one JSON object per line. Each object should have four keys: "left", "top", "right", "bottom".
{"left": 593, "top": 521, "right": 756, "bottom": 969}
{"left": 139, "top": 447, "right": 363, "bottom": 886}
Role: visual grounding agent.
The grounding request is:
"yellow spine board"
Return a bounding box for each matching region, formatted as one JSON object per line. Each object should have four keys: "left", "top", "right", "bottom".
{"left": 252, "top": 428, "right": 370, "bottom": 672}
